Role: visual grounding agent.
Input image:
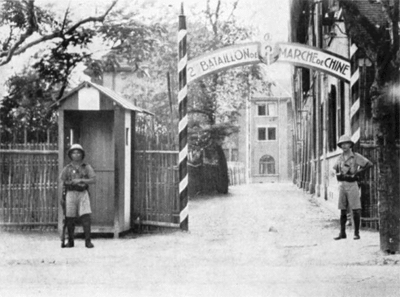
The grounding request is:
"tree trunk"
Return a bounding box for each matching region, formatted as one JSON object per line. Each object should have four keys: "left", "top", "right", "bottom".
{"left": 377, "top": 0, "right": 400, "bottom": 253}
{"left": 215, "top": 144, "right": 229, "bottom": 194}
{"left": 375, "top": 83, "right": 400, "bottom": 254}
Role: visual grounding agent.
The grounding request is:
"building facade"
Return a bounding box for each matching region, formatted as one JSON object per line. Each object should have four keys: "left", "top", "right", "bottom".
{"left": 289, "top": 0, "right": 400, "bottom": 230}
{"left": 235, "top": 96, "right": 293, "bottom": 183}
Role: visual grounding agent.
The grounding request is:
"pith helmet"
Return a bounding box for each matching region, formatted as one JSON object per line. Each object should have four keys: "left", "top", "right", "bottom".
{"left": 67, "top": 144, "right": 85, "bottom": 160}
{"left": 337, "top": 135, "right": 354, "bottom": 148}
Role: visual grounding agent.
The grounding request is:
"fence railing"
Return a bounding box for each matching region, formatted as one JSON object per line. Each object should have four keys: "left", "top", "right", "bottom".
{"left": 133, "top": 150, "right": 180, "bottom": 228}
{"left": 0, "top": 143, "right": 58, "bottom": 229}
{"left": 359, "top": 144, "right": 379, "bottom": 230}
{"left": 227, "top": 162, "right": 246, "bottom": 186}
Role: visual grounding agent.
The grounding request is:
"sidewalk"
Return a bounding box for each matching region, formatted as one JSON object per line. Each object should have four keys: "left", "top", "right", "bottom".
{"left": 0, "top": 183, "right": 399, "bottom": 297}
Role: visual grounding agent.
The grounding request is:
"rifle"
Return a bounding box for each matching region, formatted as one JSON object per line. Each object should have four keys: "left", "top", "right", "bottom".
{"left": 60, "top": 186, "right": 67, "bottom": 248}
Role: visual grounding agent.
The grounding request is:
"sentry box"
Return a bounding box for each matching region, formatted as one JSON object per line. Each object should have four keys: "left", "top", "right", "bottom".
{"left": 54, "top": 81, "right": 153, "bottom": 237}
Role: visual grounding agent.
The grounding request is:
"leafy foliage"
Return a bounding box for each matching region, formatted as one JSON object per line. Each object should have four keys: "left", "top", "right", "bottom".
{"left": 0, "top": 0, "right": 164, "bottom": 140}
{"left": 186, "top": 0, "right": 272, "bottom": 154}
{"left": 339, "top": 0, "right": 399, "bottom": 88}
{"left": 0, "top": 69, "right": 58, "bottom": 142}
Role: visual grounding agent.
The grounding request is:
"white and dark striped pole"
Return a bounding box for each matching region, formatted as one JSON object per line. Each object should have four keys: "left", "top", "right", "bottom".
{"left": 350, "top": 41, "right": 360, "bottom": 145}
{"left": 178, "top": 3, "right": 188, "bottom": 230}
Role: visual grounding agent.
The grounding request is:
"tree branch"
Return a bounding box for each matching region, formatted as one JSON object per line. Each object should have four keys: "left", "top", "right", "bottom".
{"left": 205, "top": 0, "right": 221, "bottom": 36}
{"left": 189, "top": 108, "right": 213, "bottom": 117}
{"left": 227, "top": 0, "right": 239, "bottom": 21}
{"left": 391, "top": 0, "right": 399, "bottom": 64}
{"left": 65, "top": 0, "right": 118, "bottom": 34}
{"left": 60, "top": 4, "right": 71, "bottom": 33}
{"left": 0, "top": 0, "right": 118, "bottom": 66}
{"left": 0, "top": 32, "right": 61, "bottom": 66}
{"left": 3, "top": 26, "right": 15, "bottom": 51}
{"left": 213, "top": 0, "right": 221, "bottom": 36}
{"left": 0, "top": 0, "right": 37, "bottom": 65}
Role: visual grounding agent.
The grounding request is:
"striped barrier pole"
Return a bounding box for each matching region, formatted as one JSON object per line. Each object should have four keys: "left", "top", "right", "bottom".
{"left": 350, "top": 40, "right": 360, "bottom": 145}
{"left": 178, "top": 3, "right": 189, "bottom": 231}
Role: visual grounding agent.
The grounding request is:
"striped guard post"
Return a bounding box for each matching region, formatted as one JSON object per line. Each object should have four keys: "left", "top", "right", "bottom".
{"left": 350, "top": 41, "right": 360, "bottom": 146}
{"left": 178, "top": 3, "right": 188, "bottom": 231}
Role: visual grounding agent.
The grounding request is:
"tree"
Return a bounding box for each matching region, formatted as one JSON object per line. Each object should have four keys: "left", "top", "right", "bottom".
{"left": 0, "top": 0, "right": 118, "bottom": 67}
{"left": 187, "top": 0, "right": 271, "bottom": 151}
{"left": 82, "top": 2, "right": 176, "bottom": 149}
{"left": 0, "top": 0, "right": 117, "bottom": 139}
{"left": 83, "top": 0, "right": 273, "bottom": 193}
{"left": 340, "top": 0, "right": 400, "bottom": 253}
{"left": 0, "top": 68, "right": 58, "bottom": 142}
{"left": 0, "top": 0, "right": 164, "bottom": 140}
{"left": 178, "top": 0, "right": 273, "bottom": 193}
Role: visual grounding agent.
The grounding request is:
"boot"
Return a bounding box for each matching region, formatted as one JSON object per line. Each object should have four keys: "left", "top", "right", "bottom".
{"left": 81, "top": 214, "right": 94, "bottom": 248}
{"left": 334, "top": 210, "right": 347, "bottom": 240}
{"left": 65, "top": 217, "right": 75, "bottom": 248}
{"left": 353, "top": 209, "right": 361, "bottom": 240}
{"left": 346, "top": 211, "right": 352, "bottom": 226}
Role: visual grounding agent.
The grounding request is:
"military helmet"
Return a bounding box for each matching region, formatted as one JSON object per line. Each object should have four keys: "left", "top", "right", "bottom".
{"left": 337, "top": 135, "right": 354, "bottom": 148}
{"left": 67, "top": 143, "right": 85, "bottom": 160}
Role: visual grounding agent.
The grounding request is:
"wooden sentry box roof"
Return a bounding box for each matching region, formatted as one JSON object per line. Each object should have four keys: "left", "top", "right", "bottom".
{"left": 53, "top": 80, "right": 153, "bottom": 115}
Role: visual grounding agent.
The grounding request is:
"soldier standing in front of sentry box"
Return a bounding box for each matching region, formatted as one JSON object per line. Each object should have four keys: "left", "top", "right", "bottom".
{"left": 333, "top": 135, "right": 373, "bottom": 240}
{"left": 60, "top": 144, "right": 96, "bottom": 248}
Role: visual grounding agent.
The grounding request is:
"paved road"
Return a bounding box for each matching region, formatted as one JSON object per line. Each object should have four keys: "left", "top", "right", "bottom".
{"left": 1, "top": 183, "right": 399, "bottom": 297}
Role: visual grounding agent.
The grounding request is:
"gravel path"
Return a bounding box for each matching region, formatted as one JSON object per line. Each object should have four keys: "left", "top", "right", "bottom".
{"left": 1, "top": 183, "right": 399, "bottom": 297}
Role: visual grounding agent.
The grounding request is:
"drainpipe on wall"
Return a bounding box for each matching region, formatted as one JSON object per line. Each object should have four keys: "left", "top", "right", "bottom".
{"left": 277, "top": 96, "right": 281, "bottom": 182}
{"left": 315, "top": 72, "right": 321, "bottom": 197}
{"left": 245, "top": 89, "right": 251, "bottom": 184}
{"left": 112, "top": 68, "right": 116, "bottom": 91}
{"left": 322, "top": 74, "right": 328, "bottom": 200}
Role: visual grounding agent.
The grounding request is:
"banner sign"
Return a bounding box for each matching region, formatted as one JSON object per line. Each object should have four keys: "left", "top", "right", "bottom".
{"left": 274, "top": 43, "right": 350, "bottom": 82}
{"left": 187, "top": 43, "right": 260, "bottom": 84}
{"left": 187, "top": 42, "right": 350, "bottom": 83}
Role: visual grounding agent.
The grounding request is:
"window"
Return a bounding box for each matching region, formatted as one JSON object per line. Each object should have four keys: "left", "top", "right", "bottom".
{"left": 328, "top": 85, "right": 337, "bottom": 152}
{"left": 338, "top": 81, "right": 345, "bottom": 137}
{"left": 302, "top": 68, "right": 310, "bottom": 94}
{"left": 258, "top": 127, "right": 277, "bottom": 141}
{"left": 257, "top": 103, "right": 277, "bottom": 116}
{"left": 259, "top": 155, "right": 275, "bottom": 174}
{"left": 258, "top": 128, "right": 266, "bottom": 140}
{"left": 268, "top": 127, "right": 276, "bottom": 140}
{"left": 258, "top": 105, "right": 266, "bottom": 116}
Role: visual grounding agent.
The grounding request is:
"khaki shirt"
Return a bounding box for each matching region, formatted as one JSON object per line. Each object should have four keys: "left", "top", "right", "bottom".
{"left": 333, "top": 151, "right": 371, "bottom": 175}
{"left": 60, "top": 163, "right": 96, "bottom": 182}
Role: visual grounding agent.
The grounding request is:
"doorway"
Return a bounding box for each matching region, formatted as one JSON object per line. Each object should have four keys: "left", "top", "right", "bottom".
{"left": 65, "top": 110, "right": 115, "bottom": 226}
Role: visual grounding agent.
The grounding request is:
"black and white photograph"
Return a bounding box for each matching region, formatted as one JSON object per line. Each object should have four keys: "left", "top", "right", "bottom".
{"left": 0, "top": 0, "right": 399, "bottom": 296}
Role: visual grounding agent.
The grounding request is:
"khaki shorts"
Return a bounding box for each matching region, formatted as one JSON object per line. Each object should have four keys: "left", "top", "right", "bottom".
{"left": 338, "top": 181, "right": 361, "bottom": 210}
{"left": 66, "top": 190, "right": 92, "bottom": 217}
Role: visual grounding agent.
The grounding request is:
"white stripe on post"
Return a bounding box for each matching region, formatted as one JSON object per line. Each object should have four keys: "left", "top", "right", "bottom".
{"left": 179, "top": 204, "right": 189, "bottom": 223}
{"left": 350, "top": 98, "right": 360, "bottom": 119}
{"left": 351, "top": 128, "right": 360, "bottom": 143}
{"left": 350, "top": 43, "right": 358, "bottom": 58}
{"left": 350, "top": 68, "right": 359, "bottom": 86}
{"left": 179, "top": 144, "right": 188, "bottom": 164}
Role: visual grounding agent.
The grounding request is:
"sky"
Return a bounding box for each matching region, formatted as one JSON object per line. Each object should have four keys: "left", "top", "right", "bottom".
{"left": 152, "top": 0, "right": 290, "bottom": 42}
{"left": 34, "top": 0, "right": 290, "bottom": 41}
{"left": 1, "top": 0, "right": 291, "bottom": 96}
